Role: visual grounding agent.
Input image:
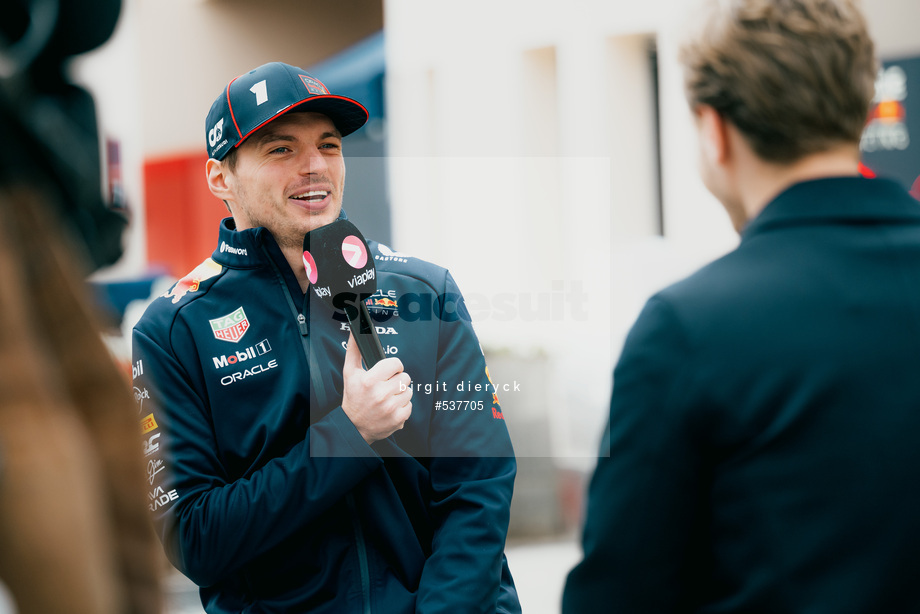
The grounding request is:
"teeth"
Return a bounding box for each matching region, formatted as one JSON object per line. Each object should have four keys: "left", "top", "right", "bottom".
{"left": 292, "top": 191, "right": 329, "bottom": 201}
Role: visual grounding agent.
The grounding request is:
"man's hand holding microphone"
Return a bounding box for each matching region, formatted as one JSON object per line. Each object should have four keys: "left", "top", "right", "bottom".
{"left": 304, "top": 219, "right": 413, "bottom": 445}
{"left": 342, "top": 333, "right": 413, "bottom": 444}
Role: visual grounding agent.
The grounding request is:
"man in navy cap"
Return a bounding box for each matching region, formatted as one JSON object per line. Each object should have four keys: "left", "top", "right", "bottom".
{"left": 133, "top": 62, "right": 521, "bottom": 613}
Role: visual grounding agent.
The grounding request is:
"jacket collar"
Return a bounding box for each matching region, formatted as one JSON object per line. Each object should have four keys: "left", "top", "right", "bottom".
{"left": 211, "top": 217, "right": 269, "bottom": 268}
{"left": 741, "top": 177, "right": 920, "bottom": 241}
{"left": 211, "top": 210, "right": 351, "bottom": 268}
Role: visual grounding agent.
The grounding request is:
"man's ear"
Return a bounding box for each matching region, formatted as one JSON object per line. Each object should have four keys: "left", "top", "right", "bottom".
{"left": 206, "top": 158, "right": 233, "bottom": 202}
{"left": 696, "top": 105, "right": 730, "bottom": 167}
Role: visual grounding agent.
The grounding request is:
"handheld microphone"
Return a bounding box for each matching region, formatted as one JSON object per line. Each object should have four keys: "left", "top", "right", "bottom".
{"left": 303, "top": 219, "right": 385, "bottom": 368}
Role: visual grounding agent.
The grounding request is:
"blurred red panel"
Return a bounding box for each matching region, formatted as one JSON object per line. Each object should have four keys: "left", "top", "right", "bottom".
{"left": 144, "top": 153, "right": 226, "bottom": 278}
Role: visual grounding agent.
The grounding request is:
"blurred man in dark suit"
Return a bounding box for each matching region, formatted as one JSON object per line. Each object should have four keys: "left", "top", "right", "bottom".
{"left": 564, "top": 1, "right": 920, "bottom": 612}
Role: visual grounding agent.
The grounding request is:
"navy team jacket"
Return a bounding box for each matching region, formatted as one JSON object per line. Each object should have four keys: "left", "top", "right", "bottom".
{"left": 132, "top": 216, "right": 521, "bottom": 613}
{"left": 563, "top": 177, "right": 920, "bottom": 613}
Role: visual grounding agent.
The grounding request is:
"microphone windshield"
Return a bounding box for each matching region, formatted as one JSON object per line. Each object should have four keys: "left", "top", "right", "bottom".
{"left": 303, "top": 219, "right": 377, "bottom": 311}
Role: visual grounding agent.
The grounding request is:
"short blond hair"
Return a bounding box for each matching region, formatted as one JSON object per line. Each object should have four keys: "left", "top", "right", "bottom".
{"left": 679, "top": 0, "right": 877, "bottom": 163}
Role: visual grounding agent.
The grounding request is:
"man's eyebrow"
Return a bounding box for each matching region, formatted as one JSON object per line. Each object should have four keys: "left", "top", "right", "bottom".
{"left": 252, "top": 129, "right": 342, "bottom": 148}
{"left": 254, "top": 131, "right": 296, "bottom": 148}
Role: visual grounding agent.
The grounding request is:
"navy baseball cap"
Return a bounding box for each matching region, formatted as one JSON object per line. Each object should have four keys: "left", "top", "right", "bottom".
{"left": 205, "top": 62, "right": 369, "bottom": 160}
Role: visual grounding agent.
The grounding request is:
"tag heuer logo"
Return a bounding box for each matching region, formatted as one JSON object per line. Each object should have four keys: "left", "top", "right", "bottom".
{"left": 210, "top": 307, "right": 250, "bottom": 343}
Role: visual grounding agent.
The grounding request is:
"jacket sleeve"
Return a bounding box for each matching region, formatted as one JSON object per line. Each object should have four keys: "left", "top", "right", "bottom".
{"left": 415, "top": 272, "right": 520, "bottom": 614}
{"left": 132, "top": 325, "right": 382, "bottom": 587}
{"left": 562, "top": 295, "right": 705, "bottom": 613}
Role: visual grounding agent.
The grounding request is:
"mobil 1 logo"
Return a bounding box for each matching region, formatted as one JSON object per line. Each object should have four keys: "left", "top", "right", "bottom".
{"left": 213, "top": 339, "right": 272, "bottom": 369}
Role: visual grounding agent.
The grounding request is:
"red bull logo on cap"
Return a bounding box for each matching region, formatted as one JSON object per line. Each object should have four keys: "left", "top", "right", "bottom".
{"left": 300, "top": 75, "right": 329, "bottom": 96}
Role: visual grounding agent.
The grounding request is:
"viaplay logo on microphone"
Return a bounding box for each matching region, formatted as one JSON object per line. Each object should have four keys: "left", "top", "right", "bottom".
{"left": 303, "top": 221, "right": 379, "bottom": 306}
{"left": 341, "top": 235, "right": 368, "bottom": 268}
{"left": 347, "top": 268, "right": 375, "bottom": 289}
{"left": 342, "top": 235, "right": 374, "bottom": 290}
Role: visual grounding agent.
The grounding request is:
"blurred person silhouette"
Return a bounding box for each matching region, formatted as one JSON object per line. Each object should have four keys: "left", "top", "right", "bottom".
{"left": 0, "top": 0, "right": 163, "bottom": 612}
{"left": 131, "top": 61, "right": 520, "bottom": 613}
{"left": 563, "top": 0, "right": 920, "bottom": 612}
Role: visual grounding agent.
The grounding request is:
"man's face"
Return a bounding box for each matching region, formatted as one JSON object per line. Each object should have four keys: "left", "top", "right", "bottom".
{"left": 222, "top": 111, "right": 346, "bottom": 248}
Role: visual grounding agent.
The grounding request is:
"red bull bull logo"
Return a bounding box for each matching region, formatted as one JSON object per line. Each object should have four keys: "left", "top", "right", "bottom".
{"left": 163, "top": 258, "right": 223, "bottom": 304}
{"left": 373, "top": 298, "right": 398, "bottom": 308}
{"left": 487, "top": 366, "right": 503, "bottom": 413}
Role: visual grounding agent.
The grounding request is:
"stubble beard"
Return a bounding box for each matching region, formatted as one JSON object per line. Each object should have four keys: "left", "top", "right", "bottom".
{"left": 235, "top": 193, "right": 341, "bottom": 251}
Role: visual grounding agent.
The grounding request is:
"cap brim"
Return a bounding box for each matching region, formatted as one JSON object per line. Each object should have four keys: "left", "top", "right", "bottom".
{"left": 289, "top": 96, "right": 369, "bottom": 137}
{"left": 235, "top": 95, "right": 369, "bottom": 151}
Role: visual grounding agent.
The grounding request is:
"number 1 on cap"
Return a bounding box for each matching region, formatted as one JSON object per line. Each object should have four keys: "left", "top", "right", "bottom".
{"left": 250, "top": 80, "right": 268, "bottom": 106}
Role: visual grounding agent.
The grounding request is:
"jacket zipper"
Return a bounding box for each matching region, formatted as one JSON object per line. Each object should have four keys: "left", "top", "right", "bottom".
{"left": 296, "top": 312, "right": 309, "bottom": 335}
{"left": 262, "top": 246, "right": 327, "bottom": 402}
{"left": 262, "top": 245, "right": 369, "bottom": 610}
{"left": 347, "top": 492, "right": 373, "bottom": 614}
